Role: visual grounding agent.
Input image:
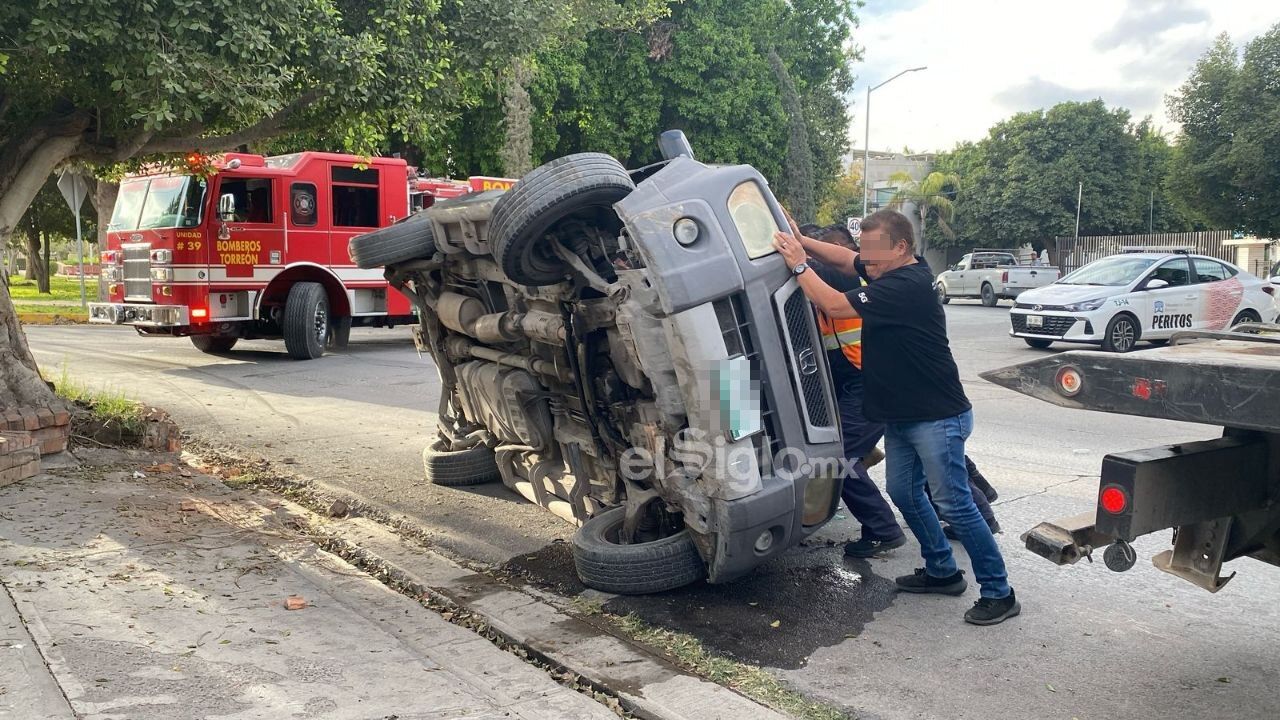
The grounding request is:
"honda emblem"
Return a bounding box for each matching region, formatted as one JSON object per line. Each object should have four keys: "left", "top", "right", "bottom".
{"left": 798, "top": 348, "right": 818, "bottom": 376}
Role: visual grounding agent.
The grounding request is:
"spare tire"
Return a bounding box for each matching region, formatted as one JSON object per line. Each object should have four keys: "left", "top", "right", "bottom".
{"left": 348, "top": 212, "right": 436, "bottom": 269}
{"left": 572, "top": 507, "right": 706, "bottom": 595}
{"left": 422, "top": 439, "right": 500, "bottom": 487}
{"left": 490, "top": 153, "right": 634, "bottom": 286}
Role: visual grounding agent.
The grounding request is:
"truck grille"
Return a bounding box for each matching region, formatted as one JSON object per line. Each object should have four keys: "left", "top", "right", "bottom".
{"left": 1012, "top": 313, "right": 1077, "bottom": 337}
{"left": 782, "top": 290, "right": 832, "bottom": 427}
{"left": 122, "top": 243, "right": 152, "bottom": 301}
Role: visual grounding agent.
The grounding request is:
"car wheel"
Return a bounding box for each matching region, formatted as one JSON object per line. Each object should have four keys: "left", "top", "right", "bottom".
{"left": 1101, "top": 314, "right": 1140, "bottom": 353}
{"left": 283, "top": 282, "right": 329, "bottom": 360}
{"left": 422, "top": 438, "right": 500, "bottom": 486}
{"left": 980, "top": 283, "right": 998, "bottom": 307}
{"left": 936, "top": 283, "right": 950, "bottom": 305}
{"left": 572, "top": 506, "right": 706, "bottom": 595}
{"left": 348, "top": 212, "right": 437, "bottom": 269}
{"left": 190, "top": 335, "right": 237, "bottom": 354}
{"left": 1024, "top": 338, "right": 1053, "bottom": 349}
{"left": 1232, "top": 309, "right": 1262, "bottom": 329}
{"left": 490, "top": 153, "right": 634, "bottom": 286}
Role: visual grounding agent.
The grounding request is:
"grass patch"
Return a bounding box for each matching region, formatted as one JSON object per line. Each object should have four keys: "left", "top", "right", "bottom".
{"left": 6, "top": 274, "right": 88, "bottom": 302}
{"left": 50, "top": 364, "right": 146, "bottom": 435}
{"left": 15, "top": 305, "right": 88, "bottom": 324}
{"left": 612, "top": 613, "right": 852, "bottom": 720}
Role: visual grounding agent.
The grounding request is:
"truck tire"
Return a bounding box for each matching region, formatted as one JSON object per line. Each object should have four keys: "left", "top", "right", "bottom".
{"left": 422, "top": 439, "right": 500, "bottom": 486}
{"left": 572, "top": 506, "right": 706, "bottom": 595}
{"left": 1232, "top": 309, "right": 1261, "bottom": 328}
{"left": 191, "top": 335, "right": 237, "bottom": 354}
{"left": 490, "top": 153, "right": 634, "bottom": 286}
{"left": 1101, "top": 313, "right": 1139, "bottom": 353}
{"left": 348, "top": 213, "right": 436, "bottom": 269}
{"left": 935, "top": 282, "right": 950, "bottom": 305}
{"left": 283, "top": 282, "right": 329, "bottom": 360}
{"left": 1024, "top": 338, "right": 1053, "bottom": 349}
{"left": 980, "top": 283, "right": 998, "bottom": 307}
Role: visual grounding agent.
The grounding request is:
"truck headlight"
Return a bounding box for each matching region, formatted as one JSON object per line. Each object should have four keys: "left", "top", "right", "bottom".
{"left": 673, "top": 218, "right": 700, "bottom": 246}
{"left": 150, "top": 249, "right": 172, "bottom": 264}
{"left": 151, "top": 267, "right": 173, "bottom": 282}
{"left": 1064, "top": 298, "right": 1106, "bottom": 312}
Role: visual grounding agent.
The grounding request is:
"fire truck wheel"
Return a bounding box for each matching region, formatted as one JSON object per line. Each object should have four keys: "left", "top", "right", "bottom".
{"left": 190, "top": 335, "right": 238, "bottom": 354}
{"left": 283, "top": 282, "right": 329, "bottom": 360}
{"left": 347, "top": 212, "right": 437, "bottom": 269}
{"left": 572, "top": 507, "right": 706, "bottom": 595}
{"left": 422, "top": 439, "right": 500, "bottom": 486}
{"left": 490, "top": 153, "right": 634, "bottom": 286}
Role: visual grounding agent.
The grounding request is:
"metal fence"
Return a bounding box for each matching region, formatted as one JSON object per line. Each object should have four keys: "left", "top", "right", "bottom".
{"left": 1053, "top": 231, "right": 1236, "bottom": 277}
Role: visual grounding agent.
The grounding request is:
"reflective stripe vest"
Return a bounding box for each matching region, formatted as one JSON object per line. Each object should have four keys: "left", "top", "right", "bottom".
{"left": 818, "top": 313, "right": 863, "bottom": 369}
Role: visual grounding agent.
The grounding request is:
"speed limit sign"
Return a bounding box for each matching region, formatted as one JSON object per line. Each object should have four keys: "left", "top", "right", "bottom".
{"left": 846, "top": 217, "right": 862, "bottom": 237}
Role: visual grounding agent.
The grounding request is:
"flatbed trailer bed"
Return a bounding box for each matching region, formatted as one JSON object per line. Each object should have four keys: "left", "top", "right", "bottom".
{"left": 982, "top": 324, "right": 1280, "bottom": 592}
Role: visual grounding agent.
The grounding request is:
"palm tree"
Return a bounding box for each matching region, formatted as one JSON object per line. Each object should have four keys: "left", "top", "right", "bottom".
{"left": 885, "top": 170, "right": 960, "bottom": 253}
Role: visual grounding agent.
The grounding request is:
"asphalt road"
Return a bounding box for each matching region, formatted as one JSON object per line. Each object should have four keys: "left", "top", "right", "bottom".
{"left": 26, "top": 301, "right": 1280, "bottom": 720}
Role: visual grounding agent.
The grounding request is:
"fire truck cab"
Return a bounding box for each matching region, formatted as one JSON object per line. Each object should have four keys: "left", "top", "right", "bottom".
{"left": 90, "top": 151, "right": 509, "bottom": 359}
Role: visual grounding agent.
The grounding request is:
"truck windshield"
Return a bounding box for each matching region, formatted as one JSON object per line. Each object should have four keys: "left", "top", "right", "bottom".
{"left": 1059, "top": 256, "right": 1157, "bottom": 286}
{"left": 110, "top": 176, "right": 207, "bottom": 231}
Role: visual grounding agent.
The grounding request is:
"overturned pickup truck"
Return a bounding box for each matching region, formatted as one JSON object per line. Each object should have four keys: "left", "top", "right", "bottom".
{"left": 349, "top": 132, "right": 843, "bottom": 594}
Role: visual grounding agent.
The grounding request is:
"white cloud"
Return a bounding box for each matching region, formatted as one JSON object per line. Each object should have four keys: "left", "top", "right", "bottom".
{"left": 847, "top": 0, "right": 1276, "bottom": 154}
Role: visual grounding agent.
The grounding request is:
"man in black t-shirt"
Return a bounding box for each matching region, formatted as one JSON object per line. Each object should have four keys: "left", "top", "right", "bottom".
{"left": 773, "top": 209, "right": 1019, "bottom": 626}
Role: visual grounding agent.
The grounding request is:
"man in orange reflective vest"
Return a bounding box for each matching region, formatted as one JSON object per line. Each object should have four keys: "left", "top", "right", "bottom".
{"left": 812, "top": 225, "right": 907, "bottom": 557}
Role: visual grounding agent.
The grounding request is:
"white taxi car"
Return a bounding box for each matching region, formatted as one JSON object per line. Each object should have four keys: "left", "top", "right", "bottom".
{"left": 1010, "top": 252, "right": 1277, "bottom": 352}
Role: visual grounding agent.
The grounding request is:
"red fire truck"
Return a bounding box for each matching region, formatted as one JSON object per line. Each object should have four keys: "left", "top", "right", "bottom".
{"left": 89, "top": 151, "right": 513, "bottom": 359}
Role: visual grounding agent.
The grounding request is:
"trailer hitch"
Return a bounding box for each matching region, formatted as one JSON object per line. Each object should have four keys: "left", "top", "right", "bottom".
{"left": 1021, "top": 511, "right": 1113, "bottom": 566}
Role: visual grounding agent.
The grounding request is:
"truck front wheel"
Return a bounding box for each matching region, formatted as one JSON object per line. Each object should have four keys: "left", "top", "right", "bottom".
{"left": 572, "top": 506, "right": 706, "bottom": 594}
{"left": 190, "top": 335, "right": 237, "bottom": 354}
{"left": 936, "top": 283, "right": 950, "bottom": 305}
{"left": 1101, "top": 313, "right": 1140, "bottom": 353}
{"left": 283, "top": 282, "right": 329, "bottom": 360}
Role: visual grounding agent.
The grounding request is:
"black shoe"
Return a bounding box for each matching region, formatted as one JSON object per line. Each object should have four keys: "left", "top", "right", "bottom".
{"left": 844, "top": 534, "right": 907, "bottom": 558}
{"left": 894, "top": 568, "right": 967, "bottom": 595}
{"left": 943, "top": 520, "right": 1002, "bottom": 541}
{"left": 964, "top": 590, "right": 1021, "bottom": 625}
{"left": 966, "top": 457, "right": 999, "bottom": 502}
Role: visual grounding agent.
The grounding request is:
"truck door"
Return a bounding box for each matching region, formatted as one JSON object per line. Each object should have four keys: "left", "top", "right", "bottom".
{"left": 286, "top": 181, "right": 328, "bottom": 266}
{"left": 1137, "top": 257, "right": 1195, "bottom": 337}
{"left": 1189, "top": 256, "right": 1243, "bottom": 331}
{"left": 953, "top": 254, "right": 972, "bottom": 294}
{"left": 213, "top": 176, "right": 283, "bottom": 282}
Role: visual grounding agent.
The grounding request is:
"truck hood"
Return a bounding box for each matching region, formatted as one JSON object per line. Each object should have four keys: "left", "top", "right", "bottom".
{"left": 1016, "top": 283, "right": 1115, "bottom": 306}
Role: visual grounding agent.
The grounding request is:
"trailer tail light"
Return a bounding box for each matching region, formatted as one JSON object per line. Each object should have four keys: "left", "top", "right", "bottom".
{"left": 191, "top": 308, "right": 208, "bottom": 320}
{"left": 1099, "top": 485, "right": 1128, "bottom": 514}
{"left": 1054, "top": 366, "right": 1083, "bottom": 397}
{"left": 1132, "top": 377, "right": 1166, "bottom": 401}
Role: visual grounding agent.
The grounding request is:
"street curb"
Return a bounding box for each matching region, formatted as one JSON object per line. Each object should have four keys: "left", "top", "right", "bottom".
{"left": 314, "top": 516, "right": 791, "bottom": 720}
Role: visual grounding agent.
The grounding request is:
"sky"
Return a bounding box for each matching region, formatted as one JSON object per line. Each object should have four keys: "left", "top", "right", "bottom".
{"left": 848, "top": 0, "right": 1276, "bottom": 155}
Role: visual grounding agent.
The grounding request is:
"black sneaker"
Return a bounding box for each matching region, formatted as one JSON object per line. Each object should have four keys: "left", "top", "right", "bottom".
{"left": 943, "top": 520, "right": 1002, "bottom": 541}
{"left": 964, "top": 590, "right": 1021, "bottom": 625}
{"left": 844, "top": 534, "right": 907, "bottom": 558}
{"left": 894, "top": 568, "right": 967, "bottom": 595}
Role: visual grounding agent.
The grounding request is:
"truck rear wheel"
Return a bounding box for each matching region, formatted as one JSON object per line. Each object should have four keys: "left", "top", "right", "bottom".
{"left": 980, "top": 283, "right": 998, "bottom": 307}
{"left": 348, "top": 212, "right": 437, "bottom": 269}
{"left": 283, "top": 282, "right": 329, "bottom": 360}
{"left": 422, "top": 439, "right": 500, "bottom": 486}
{"left": 572, "top": 506, "right": 706, "bottom": 595}
{"left": 190, "top": 335, "right": 237, "bottom": 354}
{"left": 490, "top": 153, "right": 634, "bottom": 286}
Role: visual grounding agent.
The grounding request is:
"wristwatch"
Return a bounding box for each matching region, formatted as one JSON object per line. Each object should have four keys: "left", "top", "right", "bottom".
{"left": 792, "top": 261, "right": 810, "bottom": 276}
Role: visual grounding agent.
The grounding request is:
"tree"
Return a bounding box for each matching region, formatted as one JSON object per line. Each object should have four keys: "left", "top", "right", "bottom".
{"left": 815, "top": 164, "right": 863, "bottom": 226}
{"left": 768, "top": 48, "right": 815, "bottom": 224}
{"left": 1167, "top": 25, "right": 1280, "bottom": 237}
{"left": 887, "top": 170, "right": 959, "bottom": 252}
{"left": 0, "top": 0, "right": 661, "bottom": 407}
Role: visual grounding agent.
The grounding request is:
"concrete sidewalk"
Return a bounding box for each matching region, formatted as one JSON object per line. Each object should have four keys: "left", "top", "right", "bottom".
{"left": 0, "top": 449, "right": 617, "bottom": 720}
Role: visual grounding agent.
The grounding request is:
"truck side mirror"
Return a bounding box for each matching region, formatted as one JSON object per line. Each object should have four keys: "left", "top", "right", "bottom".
{"left": 1144, "top": 278, "right": 1169, "bottom": 290}
{"left": 1270, "top": 276, "right": 1280, "bottom": 286}
{"left": 218, "top": 193, "right": 236, "bottom": 221}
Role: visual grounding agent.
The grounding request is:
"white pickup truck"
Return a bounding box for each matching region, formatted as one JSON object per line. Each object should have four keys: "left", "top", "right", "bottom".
{"left": 935, "top": 251, "right": 1060, "bottom": 307}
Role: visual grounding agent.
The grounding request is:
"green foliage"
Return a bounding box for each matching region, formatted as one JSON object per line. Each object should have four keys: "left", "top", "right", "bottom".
{"left": 1167, "top": 26, "right": 1280, "bottom": 237}
{"left": 815, "top": 165, "right": 862, "bottom": 226}
{"left": 769, "top": 49, "right": 815, "bottom": 224}
{"left": 887, "top": 170, "right": 959, "bottom": 250}
{"left": 934, "top": 100, "right": 1196, "bottom": 249}
{"left": 422, "top": 0, "right": 859, "bottom": 213}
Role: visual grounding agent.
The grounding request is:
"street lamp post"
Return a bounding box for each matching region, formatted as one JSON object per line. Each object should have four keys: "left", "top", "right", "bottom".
{"left": 862, "top": 66, "right": 927, "bottom": 218}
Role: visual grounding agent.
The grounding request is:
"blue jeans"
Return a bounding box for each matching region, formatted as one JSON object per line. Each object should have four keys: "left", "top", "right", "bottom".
{"left": 884, "top": 410, "right": 1011, "bottom": 599}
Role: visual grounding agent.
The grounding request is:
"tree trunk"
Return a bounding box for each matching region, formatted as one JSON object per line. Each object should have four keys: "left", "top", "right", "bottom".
{"left": 23, "top": 233, "right": 42, "bottom": 282}
{"left": 0, "top": 232, "right": 56, "bottom": 409}
{"left": 94, "top": 181, "right": 117, "bottom": 301}
{"left": 39, "top": 231, "right": 51, "bottom": 294}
